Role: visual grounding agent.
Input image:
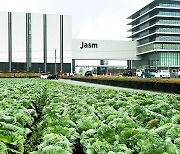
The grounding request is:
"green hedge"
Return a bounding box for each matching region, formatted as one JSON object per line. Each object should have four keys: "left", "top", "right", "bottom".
{"left": 0, "top": 73, "right": 39, "bottom": 78}
{"left": 62, "top": 76, "right": 180, "bottom": 94}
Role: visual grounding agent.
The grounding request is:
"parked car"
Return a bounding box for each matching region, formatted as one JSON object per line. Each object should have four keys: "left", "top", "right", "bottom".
{"left": 70, "top": 73, "right": 74, "bottom": 76}
{"left": 85, "top": 71, "right": 93, "bottom": 76}
{"left": 154, "top": 70, "right": 170, "bottom": 78}
{"left": 40, "top": 73, "right": 48, "bottom": 79}
{"left": 136, "top": 69, "right": 143, "bottom": 77}
{"left": 122, "top": 70, "right": 133, "bottom": 77}
{"left": 171, "top": 69, "right": 180, "bottom": 78}
{"left": 178, "top": 68, "right": 180, "bottom": 78}
{"left": 142, "top": 71, "right": 155, "bottom": 78}
{"left": 47, "top": 74, "right": 58, "bottom": 80}
{"left": 41, "top": 73, "right": 58, "bottom": 79}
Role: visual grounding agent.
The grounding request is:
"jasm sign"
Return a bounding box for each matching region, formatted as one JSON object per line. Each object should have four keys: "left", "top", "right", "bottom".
{"left": 80, "top": 42, "right": 98, "bottom": 49}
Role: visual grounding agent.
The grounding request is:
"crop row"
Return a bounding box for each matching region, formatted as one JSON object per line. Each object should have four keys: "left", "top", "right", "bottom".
{"left": 33, "top": 81, "right": 180, "bottom": 153}
{"left": 0, "top": 79, "right": 179, "bottom": 154}
{"left": 0, "top": 79, "right": 46, "bottom": 153}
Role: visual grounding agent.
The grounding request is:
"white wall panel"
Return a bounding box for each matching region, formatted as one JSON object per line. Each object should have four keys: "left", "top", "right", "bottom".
{"left": 63, "top": 15, "right": 72, "bottom": 63}
{"left": 31, "top": 13, "right": 43, "bottom": 63}
{"left": 0, "top": 12, "right": 8, "bottom": 62}
{"left": 72, "top": 39, "right": 140, "bottom": 60}
{"left": 12, "top": 12, "right": 26, "bottom": 62}
{"left": 46, "top": 14, "right": 60, "bottom": 63}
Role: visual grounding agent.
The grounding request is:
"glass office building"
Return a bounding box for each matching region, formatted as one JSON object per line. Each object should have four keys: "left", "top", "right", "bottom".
{"left": 128, "top": 0, "right": 180, "bottom": 69}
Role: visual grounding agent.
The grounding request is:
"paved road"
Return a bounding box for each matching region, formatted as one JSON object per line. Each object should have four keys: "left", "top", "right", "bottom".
{"left": 56, "top": 79, "right": 166, "bottom": 94}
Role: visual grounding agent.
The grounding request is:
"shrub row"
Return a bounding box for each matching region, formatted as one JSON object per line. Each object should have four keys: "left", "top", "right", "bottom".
{"left": 64, "top": 76, "right": 180, "bottom": 94}
{"left": 0, "top": 73, "right": 39, "bottom": 78}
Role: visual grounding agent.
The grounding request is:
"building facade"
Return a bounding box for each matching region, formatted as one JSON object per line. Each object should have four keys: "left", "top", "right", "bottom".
{"left": 0, "top": 12, "right": 72, "bottom": 73}
{"left": 128, "top": 0, "right": 180, "bottom": 69}
{"left": 0, "top": 11, "right": 139, "bottom": 73}
{"left": 3, "top": 1, "right": 180, "bottom": 73}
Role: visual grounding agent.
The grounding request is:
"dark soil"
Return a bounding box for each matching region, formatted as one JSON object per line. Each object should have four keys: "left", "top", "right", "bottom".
{"left": 24, "top": 86, "right": 47, "bottom": 153}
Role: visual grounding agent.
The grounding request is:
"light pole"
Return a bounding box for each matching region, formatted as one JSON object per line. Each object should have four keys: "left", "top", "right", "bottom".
{"left": 55, "top": 49, "right": 57, "bottom": 74}
{"left": 168, "top": 50, "right": 170, "bottom": 71}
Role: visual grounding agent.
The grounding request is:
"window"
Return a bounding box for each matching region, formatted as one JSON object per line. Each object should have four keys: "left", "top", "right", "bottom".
{"left": 159, "top": 3, "right": 180, "bottom": 8}
{"left": 157, "top": 27, "right": 180, "bottom": 33}
{"left": 159, "top": 52, "right": 180, "bottom": 66}
{"left": 158, "top": 19, "right": 180, "bottom": 25}
{"left": 156, "top": 36, "right": 180, "bottom": 41}
{"left": 159, "top": 11, "right": 180, "bottom": 16}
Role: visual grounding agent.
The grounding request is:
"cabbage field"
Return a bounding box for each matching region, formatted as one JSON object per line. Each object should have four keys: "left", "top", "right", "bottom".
{"left": 0, "top": 78, "right": 179, "bottom": 154}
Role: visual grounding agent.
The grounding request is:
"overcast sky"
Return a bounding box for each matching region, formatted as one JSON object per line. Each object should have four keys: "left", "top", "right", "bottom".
{"left": 0, "top": 0, "right": 154, "bottom": 40}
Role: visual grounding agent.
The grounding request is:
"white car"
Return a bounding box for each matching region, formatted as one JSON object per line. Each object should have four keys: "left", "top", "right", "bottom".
{"left": 40, "top": 73, "right": 48, "bottom": 79}
{"left": 178, "top": 69, "right": 180, "bottom": 78}
{"left": 154, "top": 70, "right": 170, "bottom": 78}
{"left": 136, "top": 69, "right": 143, "bottom": 77}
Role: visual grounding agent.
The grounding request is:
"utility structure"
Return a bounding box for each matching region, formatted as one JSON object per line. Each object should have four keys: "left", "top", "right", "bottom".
{"left": 54, "top": 49, "right": 57, "bottom": 74}
{"left": 26, "top": 13, "right": 32, "bottom": 72}
{"left": 8, "top": 12, "right": 12, "bottom": 72}
{"left": 43, "top": 14, "right": 47, "bottom": 73}
{"left": 60, "top": 15, "right": 63, "bottom": 73}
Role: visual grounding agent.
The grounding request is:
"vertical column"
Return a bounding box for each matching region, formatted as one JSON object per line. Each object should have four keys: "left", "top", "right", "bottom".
{"left": 8, "top": 12, "right": 12, "bottom": 72}
{"left": 43, "top": 14, "right": 47, "bottom": 73}
{"left": 26, "top": 13, "right": 31, "bottom": 72}
{"left": 127, "top": 60, "right": 132, "bottom": 69}
{"left": 60, "top": 15, "right": 63, "bottom": 73}
{"left": 72, "top": 59, "right": 75, "bottom": 73}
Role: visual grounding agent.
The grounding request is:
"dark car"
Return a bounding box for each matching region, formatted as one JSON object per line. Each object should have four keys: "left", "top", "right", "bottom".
{"left": 47, "top": 74, "right": 58, "bottom": 80}
{"left": 85, "top": 71, "right": 93, "bottom": 76}
{"left": 122, "top": 70, "right": 133, "bottom": 77}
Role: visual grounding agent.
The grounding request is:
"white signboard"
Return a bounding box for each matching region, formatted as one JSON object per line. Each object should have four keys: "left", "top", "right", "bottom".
{"left": 72, "top": 39, "right": 141, "bottom": 60}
